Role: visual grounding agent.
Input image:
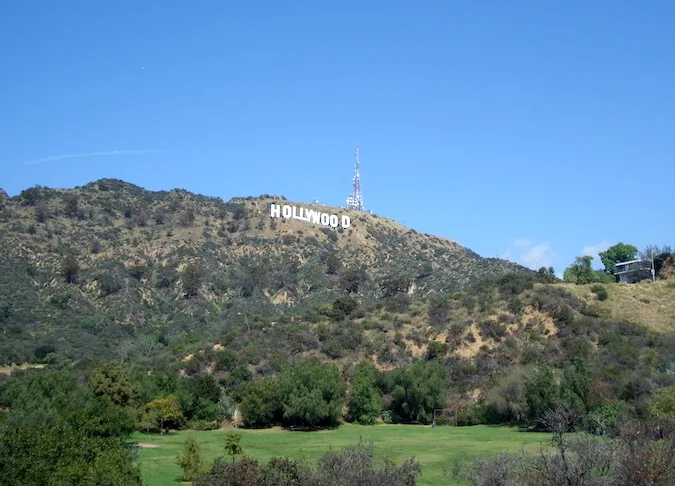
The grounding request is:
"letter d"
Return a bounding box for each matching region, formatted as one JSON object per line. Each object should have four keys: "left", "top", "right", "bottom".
{"left": 341, "top": 216, "right": 351, "bottom": 229}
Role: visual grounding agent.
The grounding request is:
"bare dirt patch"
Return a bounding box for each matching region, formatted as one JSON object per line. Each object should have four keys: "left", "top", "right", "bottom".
{"left": 134, "top": 443, "right": 160, "bottom": 449}
{"left": 0, "top": 363, "right": 45, "bottom": 375}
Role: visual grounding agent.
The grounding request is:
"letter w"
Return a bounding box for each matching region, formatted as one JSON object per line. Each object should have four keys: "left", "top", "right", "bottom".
{"left": 309, "top": 210, "right": 321, "bottom": 224}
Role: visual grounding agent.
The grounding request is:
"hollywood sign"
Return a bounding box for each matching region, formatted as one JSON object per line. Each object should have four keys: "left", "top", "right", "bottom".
{"left": 270, "top": 203, "right": 351, "bottom": 229}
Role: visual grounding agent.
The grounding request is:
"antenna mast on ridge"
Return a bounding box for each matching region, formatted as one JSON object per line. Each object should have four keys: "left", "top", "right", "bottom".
{"left": 346, "top": 143, "right": 365, "bottom": 211}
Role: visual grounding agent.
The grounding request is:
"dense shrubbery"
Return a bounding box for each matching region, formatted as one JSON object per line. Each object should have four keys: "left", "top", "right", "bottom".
{"left": 0, "top": 370, "right": 142, "bottom": 485}
{"left": 194, "top": 439, "right": 421, "bottom": 486}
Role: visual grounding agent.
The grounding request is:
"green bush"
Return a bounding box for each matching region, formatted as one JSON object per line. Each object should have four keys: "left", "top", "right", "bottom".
{"left": 280, "top": 361, "right": 344, "bottom": 428}
{"left": 590, "top": 284, "right": 609, "bottom": 301}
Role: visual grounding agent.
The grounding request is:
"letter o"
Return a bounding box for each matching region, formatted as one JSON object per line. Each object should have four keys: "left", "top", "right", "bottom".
{"left": 282, "top": 205, "right": 292, "bottom": 218}
{"left": 329, "top": 215, "right": 338, "bottom": 228}
{"left": 320, "top": 213, "right": 329, "bottom": 226}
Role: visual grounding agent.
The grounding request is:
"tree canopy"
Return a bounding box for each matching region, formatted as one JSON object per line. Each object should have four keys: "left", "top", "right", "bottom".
{"left": 599, "top": 242, "right": 638, "bottom": 275}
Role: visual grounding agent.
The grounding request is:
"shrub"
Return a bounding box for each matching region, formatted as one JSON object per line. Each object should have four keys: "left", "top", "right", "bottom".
{"left": 177, "top": 436, "right": 206, "bottom": 481}
{"left": 426, "top": 341, "right": 448, "bottom": 361}
{"left": 306, "top": 439, "right": 421, "bottom": 486}
{"left": 62, "top": 256, "right": 79, "bottom": 284}
{"left": 590, "top": 284, "right": 609, "bottom": 301}
{"left": 195, "top": 457, "right": 261, "bottom": 486}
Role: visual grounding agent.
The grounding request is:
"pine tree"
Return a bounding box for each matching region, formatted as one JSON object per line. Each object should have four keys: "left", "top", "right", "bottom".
{"left": 177, "top": 436, "right": 204, "bottom": 481}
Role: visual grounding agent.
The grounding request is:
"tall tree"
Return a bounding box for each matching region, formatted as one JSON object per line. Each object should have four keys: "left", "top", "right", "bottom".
{"left": 347, "top": 364, "right": 381, "bottom": 424}
{"left": 563, "top": 256, "right": 596, "bottom": 284}
{"left": 280, "top": 361, "right": 344, "bottom": 428}
{"left": 525, "top": 365, "right": 559, "bottom": 429}
{"left": 599, "top": 242, "right": 638, "bottom": 275}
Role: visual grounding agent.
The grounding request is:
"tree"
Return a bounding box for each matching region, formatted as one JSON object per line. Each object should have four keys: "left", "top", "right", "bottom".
{"left": 225, "top": 432, "right": 243, "bottom": 463}
{"left": 216, "top": 390, "right": 234, "bottom": 422}
{"left": 240, "top": 377, "right": 283, "bottom": 428}
{"left": 484, "top": 368, "right": 527, "bottom": 424}
{"left": 0, "top": 370, "right": 142, "bottom": 486}
{"left": 380, "top": 273, "right": 412, "bottom": 298}
{"left": 537, "top": 266, "right": 557, "bottom": 283}
{"left": 145, "top": 394, "right": 183, "bottom": 431}
{"left": 640, "top": 244, "right": 672, "bottom": 262}
{"left": 90, "top": 361, "right": 135, "bottom": 407}
{"left": 65, "top": 194, "right": 79, "bottom": 217}
{"left": 183, "top": 262, "right": 203, "bottom": 298}
{"left": 339, "top": 268, "right": 365, "bottom": 293}
{"left": 331, "top": 295, "right": 358, "bottom": 320}
{"left": 177, "top": 372, "right": 222, "bottom": 422}
{"left": 641, "top": 245, "right": 674, "bottom": 277}
{"left": 62, "top": 256, "right": 80, "bottom": 284}
{"left": 385, "top": 361, "right": 449, "bottom": 423}
{"left": 177, "top": 436, "right": 205, "bottom": 481}
{"left": 525, "top": 365, "right": 559, "bottom": 429}
{"left": 559, "top": 358, "right": 593, "bottom": 420}
{"left": 347, "top": 365, "right": 381, "bottom": 424}
{"left": 563, "top": 256, "right": 595, "bottom": 284}
{"left": 280, "top": 361, "right": 344, "bottom": 428}
{"left": 599, "top": 242, "right": 638, "bottom": 275}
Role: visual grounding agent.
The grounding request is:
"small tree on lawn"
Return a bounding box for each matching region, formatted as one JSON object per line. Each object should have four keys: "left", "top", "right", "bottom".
{"left": 177, "top": 436, "right": 205, "bottom": 481}
{"left": 225, "top": 432, "right": 243, "bottom": 463}
{"left": 145, "top": 394, "right": 183, "bottom": 433}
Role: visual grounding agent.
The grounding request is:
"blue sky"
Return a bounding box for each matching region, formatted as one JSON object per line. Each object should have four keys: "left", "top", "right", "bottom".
{"left": 1, "top": 1, "right": 674, "bottom": 275}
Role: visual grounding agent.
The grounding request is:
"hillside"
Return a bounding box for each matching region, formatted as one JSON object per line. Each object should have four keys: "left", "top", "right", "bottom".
{"left": 0, "top": 178, "right": 526, "bottom": 367}
{"left": 1, "top": 178, "right": 675, "bottom": 436}
{"left": 565, "top": 281, "right": 675, "bottom": 333}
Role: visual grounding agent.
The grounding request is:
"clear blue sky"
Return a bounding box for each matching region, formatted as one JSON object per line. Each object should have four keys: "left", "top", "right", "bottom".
{"left": 2, "top": 1, "right": 674, "bottom": 274}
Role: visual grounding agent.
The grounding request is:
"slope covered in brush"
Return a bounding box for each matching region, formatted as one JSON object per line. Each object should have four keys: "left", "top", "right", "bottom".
{"left": 0, "top": 178, "right": 526, "bottom": 365}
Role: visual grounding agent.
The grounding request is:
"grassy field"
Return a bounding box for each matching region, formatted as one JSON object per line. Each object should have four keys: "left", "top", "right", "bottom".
{"left": 130, "top": 424, "right": 550, "bottom": 486}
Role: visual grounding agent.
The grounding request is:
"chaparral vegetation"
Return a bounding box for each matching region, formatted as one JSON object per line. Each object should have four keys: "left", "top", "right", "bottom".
{"left": 1, "top": 181, "right": 674, "bottom": 485}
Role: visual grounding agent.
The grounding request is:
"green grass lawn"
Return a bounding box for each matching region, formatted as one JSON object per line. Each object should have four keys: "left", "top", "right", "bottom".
{"left": 130, "top": 424, "right": 550, "bottom": 486}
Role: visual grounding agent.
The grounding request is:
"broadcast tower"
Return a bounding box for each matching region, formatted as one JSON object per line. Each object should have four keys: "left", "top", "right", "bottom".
{"left": 346, "top": 144, "right": 365, "bottom": 212}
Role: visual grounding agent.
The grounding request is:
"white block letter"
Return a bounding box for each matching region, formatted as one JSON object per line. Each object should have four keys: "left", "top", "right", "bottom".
{"left": 282, "top": 205, "right": 292, "bottom": 218}
{"left": 329, "top": 215, "right": 338, "bottom": 228}
{"left": 309, "top": 210, "right": 321, "bottom": 224}
{"left": 341, "top": 215, "right": 351, "bottom": 229}
{"left": 270, "top": 204, "right": 281, "bottom": 218}
{"left": 320, "top": 213, "right": 329, "bottom": 226}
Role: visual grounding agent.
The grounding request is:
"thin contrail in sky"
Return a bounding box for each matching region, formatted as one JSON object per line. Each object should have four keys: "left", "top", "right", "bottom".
{"left": 25, "top": 149, "right": 166, "bottom": 165}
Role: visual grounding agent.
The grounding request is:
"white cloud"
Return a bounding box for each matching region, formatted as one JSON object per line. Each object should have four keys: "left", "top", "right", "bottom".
{"left": 513, "top": 239, "right": 532, "bottom": 248}
{"left": 25, "top": 149, "right": 166, "bottom": 165}
{"left": 500, "top": 239, "right": 557, "bottom": 270}
{"left": 520, "top": 243, "right": 556, "bottom": 270}
{"left": 582, "top": 239, "right": 612, "bottom": 264}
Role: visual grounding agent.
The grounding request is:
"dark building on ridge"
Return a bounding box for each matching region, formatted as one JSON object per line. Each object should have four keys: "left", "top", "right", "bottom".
{"left": 614, "top": 259, "right": 654, "bottom": 283}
